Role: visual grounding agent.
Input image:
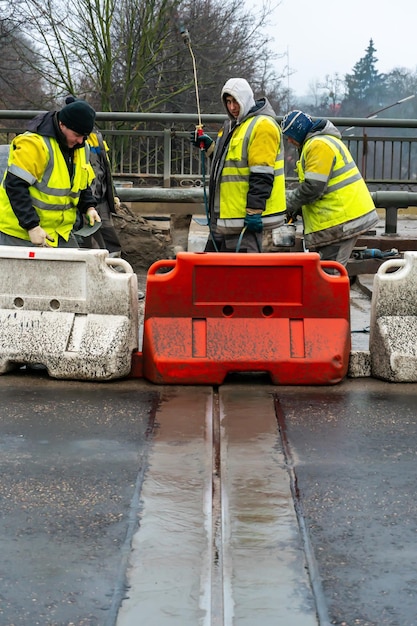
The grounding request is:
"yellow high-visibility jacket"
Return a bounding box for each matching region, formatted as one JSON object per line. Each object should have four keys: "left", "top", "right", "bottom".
{"left": 0, "top": 132, "right": 94, "bottom": 246}
{"left": 295, "top": 133, "right": 377, "bottom": 247}
{"left": 214, "top": 115, "right": 286, "bottom": 233}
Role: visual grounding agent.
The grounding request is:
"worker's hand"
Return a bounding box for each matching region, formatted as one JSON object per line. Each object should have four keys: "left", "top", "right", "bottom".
{"left": 286, "top": 205, "right": 301, "bottom": 222}
{"left": 86, "top": 207, "right": 101, "bottom": 226}
{"left": 285, "top": 191, "right": 301, "bottom": 222}
{"left": 244, "top": 212, "right": 263, "bottom": 233}
{"left": 28, "top": 225, "right": 54, "bottom": 246}
{"left": 113, "top": 196, "right": 121, "bottom": 213}
{"left": 190, "top": 131, "right": 214, "bottom": 152}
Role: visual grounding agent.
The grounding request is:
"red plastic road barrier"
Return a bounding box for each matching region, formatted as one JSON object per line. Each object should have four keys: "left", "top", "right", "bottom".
{"left": 138, "top": 252, "right": 351, "bottom": 385}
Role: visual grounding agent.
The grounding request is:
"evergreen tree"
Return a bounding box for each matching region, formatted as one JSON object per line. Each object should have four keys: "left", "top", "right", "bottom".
{"left": 342, "top": 39, "right": 386, "bottom": 116}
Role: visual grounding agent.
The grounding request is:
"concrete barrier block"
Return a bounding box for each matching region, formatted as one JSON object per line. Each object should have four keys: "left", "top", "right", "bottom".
{"left": 370, "top": 252, "right": 417, "bottom": 381}
{"left": 0, "top": 144, "right": 10, "bottom": 180}
{"left": 348, "top": 350, "right": 371, "bottom": 378}
{"left": 371, "top": 316, "right": 417, "bottom": 382}
{"left": 0, "top": 247, "right": 138, "bottom": 380}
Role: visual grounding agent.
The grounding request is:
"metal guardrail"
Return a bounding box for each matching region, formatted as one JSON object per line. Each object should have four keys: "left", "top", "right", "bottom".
{"left": 1, "top": 111, "right": 417, "bottom": 190}
{"left": 115, "top": 187, "right": 417, "bottom": 234}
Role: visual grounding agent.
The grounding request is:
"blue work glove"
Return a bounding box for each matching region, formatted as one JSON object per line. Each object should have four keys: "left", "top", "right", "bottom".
{"left": 190, "top": 131, "right": 214, "bottom": 152}
{"left": 244, "top": 212, "right": 263, "bottom": 233}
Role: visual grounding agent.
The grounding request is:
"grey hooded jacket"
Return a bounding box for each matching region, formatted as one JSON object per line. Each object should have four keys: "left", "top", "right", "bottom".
{"left": 208, "top": 78, "right": 285, "bottom": 232}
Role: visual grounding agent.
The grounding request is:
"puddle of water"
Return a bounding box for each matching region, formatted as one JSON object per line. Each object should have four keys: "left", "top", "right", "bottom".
{"left": 220, "top": 388, "right": 318, "bottom": 625}
{"left": 117, "top": 387, "right": 212, "bottom": 626}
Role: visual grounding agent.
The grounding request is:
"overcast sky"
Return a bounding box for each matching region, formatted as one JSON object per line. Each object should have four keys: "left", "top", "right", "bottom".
{"left": 266, "top": 0, "right": 417, "bottom": 96}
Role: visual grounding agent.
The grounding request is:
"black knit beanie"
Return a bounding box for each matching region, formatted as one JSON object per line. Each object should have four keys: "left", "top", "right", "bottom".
{"left": 58, "top": 99, "right": 96, "bottom": 136}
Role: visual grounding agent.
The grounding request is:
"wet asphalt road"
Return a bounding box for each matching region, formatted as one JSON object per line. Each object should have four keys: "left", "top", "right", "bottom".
{"left": 2, "top": 371, "right": 417, "bottom": 625}
{"left": 277, "top": 380, "right": 417, "bottom": 626}
{"left": 0, "top": 370, "right": 159, "bottom": 626}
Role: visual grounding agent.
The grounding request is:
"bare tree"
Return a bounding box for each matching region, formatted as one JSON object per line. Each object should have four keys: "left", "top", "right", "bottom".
{"left": 0, "top": 8, "right": 48, "bottom": 109}
{"left": 13, "top": 0, "right": 285, "bottom": 114}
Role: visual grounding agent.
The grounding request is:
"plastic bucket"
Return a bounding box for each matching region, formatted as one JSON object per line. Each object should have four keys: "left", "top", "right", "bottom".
{"left": 272, "top": 223, "right": 296, "bottom": 247}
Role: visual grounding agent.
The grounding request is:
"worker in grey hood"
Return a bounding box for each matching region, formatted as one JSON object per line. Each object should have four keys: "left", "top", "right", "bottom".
{"left": 191, "top": 77, "right": 286, "bottom": 252}
{"left": 221, "top": 77, "right": 258, "bottom": 125}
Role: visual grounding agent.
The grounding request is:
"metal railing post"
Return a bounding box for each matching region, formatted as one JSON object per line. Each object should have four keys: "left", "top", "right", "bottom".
{"left": 163, "top": 128, "right": 171, "bottom": 188}
{"left": 385, "top": 207, "right": 399, "bottom": 235}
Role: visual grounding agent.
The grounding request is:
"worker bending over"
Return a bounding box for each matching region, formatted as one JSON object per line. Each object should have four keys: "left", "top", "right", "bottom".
{"left": 0, "top": 99, "right": 100, "bottom": 247}
{"left": 281, "top": 110, "right": 379, "bottom": 266}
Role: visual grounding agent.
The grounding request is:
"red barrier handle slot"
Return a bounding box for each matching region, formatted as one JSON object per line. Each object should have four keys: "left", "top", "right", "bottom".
{"left": 320, "top": 261, "right": 348, "bottom": 277}
{"left": 147, "top": 259, "right": 176, "bottom": 275}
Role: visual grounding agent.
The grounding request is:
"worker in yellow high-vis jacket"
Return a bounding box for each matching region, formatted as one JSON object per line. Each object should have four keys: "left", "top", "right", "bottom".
{"left": 64, "top": 95, "right": 122, "bottom": 257}
{"left": 191, "top": 77, "right": 287, "bottom": 253}
{"left": 0, "top": 99, "right": 100, "bottom": 248}
{"left": 83, "top": 128, "right": 122, "bottom": 256}
{"left": 281, "top": 110, "right": 379, "bottom": 267}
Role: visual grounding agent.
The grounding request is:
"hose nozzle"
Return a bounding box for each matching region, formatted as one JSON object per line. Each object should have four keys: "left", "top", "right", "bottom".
{"left": 180, "top": 25, "right": 190, "bottom": 45}
{"left": 195, "top": 125, "right": 205, "bottom": 151}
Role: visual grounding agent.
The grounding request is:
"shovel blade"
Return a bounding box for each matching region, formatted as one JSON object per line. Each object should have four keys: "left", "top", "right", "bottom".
{"left": 74, "top": 221, "right": 103, "bottom": 237}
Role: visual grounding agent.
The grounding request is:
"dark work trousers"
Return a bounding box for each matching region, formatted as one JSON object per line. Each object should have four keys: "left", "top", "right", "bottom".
{"left": 204, "top": 230, "right": 263, "bottom": 253}
{"left": 314, "top": 237, "right": 358, "bottom": 267}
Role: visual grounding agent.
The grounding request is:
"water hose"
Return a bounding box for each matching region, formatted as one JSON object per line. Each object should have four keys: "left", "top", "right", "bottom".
{"left": 180, "top": 24, "right": 219, "bottom": 251}
{"left": 235, "top": 226, "right": 262, "bottom": 253}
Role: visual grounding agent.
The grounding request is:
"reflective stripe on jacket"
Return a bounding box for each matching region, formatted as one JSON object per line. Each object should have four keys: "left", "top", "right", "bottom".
{"left": 297, "top": 134, "right": 377, "bottom": 247}
{"left": 0, "top": 133, "right": 94, "bottom": 246}
{"left": 216, "top": 116, "right": 286, "bottom": 232}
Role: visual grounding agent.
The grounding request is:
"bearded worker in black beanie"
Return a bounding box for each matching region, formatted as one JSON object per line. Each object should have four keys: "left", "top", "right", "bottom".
{"left": 0, "top": 99, "right": 100, "bottom": 247}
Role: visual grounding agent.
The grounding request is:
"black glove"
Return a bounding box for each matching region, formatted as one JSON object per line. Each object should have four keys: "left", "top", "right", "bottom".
{"left": 244, "top": 213, "right": 263, "bottom": 233}
{"left": 190, "top": 131, "right": 214, "bottom": 151}
{"left": 285, "top": 191, "right": 302, "bottom": 221}
{"left": 286, "top": 206, "right": 301, "bottom": 221}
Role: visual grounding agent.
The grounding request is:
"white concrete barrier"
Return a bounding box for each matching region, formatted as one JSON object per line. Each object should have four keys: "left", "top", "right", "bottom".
{"left": 370, "top": 251, "right": 417, "bottom": 382}
{"left": 0, "top": 246, "right": 138, "bottom": 380}
{"left": 0, "top": 144, "right": 10, "bottom": 180}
